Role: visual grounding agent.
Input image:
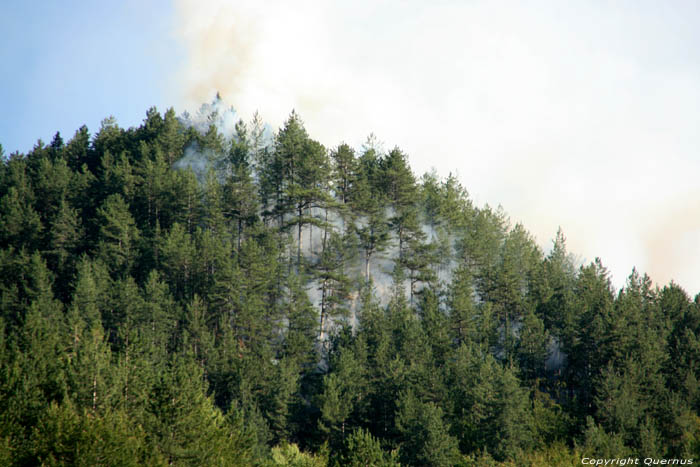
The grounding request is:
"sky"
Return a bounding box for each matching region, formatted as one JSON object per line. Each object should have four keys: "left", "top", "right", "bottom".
{"left": 0, "top": 0, "right": 180, "bottom": 153}
{"left": 2, "top": 0, "right": 700, "bottom": 293}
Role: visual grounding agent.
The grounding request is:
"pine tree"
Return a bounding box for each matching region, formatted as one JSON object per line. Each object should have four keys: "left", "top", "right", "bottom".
{"left": 202, "top": 168, "right": 229, "bottom": 238}
{"left": 330, "top": 143, "right": 357, "bottom": 208}
{"left": 159, "top": 222, "right": 197, "bottom": 301}
{"left": 25, "top": 400, "right": 153, "bottom": 466}
{"left": 446, "top": 343, "right": 534, "bottom": 460}
{"left": 47, "top": 200, "right": 83, "bottom": 297}
{"left": 100, "top": 150, "right": 137, "bottom": 203}
{"left": 564, "top": 258, "right": 615, "bottom": 417}
{"left": 223, "top": 120, "right": 260, "bottom": 250}
{"left": 172, "top": 168, "right": 202, "bottom": 235}
{"left": 448, "top": 265, "right": 498, "bottom": 351}
{"left": 314, "top": 231, "right": 352, "bottom": 344}
{"left": 64, "top": 125, "right": 91, "bottom": 172}
{"left": 516, "top": 310, "right": 549, "bottom": 385}
{"left": 96, "top": 194, "right": 140, "bottom": 278}
{"left": 490, "top": 223, "right": 541, "bottom": 367}
{"left": 31, "top": 156, "right": 74, "bottom": 225}
{"left": 158, "top": 107, "right": 185, "bottom": 166}
{"left": 339, "top": 428, "right": 400, "bottom": 467}
{"left": 135, "top": 143, "right": 175, "bottom": 230}
{"left": 0, "top": 186, "right": 42, "bottom": 251}
{"left": 3, "top": 256, "right": 67, "bottom": 443}
{"left": 537, "top": 227, "right": 577, "bottom": 333}
{"left": 319, "top": 341, "right": 368, "bottom": 444}
{"left": 64, "top": 307, "right": 114, "bottom": 413}
{"left": 395, "top": 390, "right": 461, "bottom": 467}
{"left": 273, "top": 112, "right": 331, "bottom": 266}
{"left": 458, "top": 205, "right": 508, "bottom": 303}
{"left": 145, "top": 357, "right": 255, "bottom": 465}
{"left": 401, "top": 238, "right": 437, "bottom": 304}
{"left": 93, "top": 117, "right": 127, "bottom": 165}
{"left": 263, "top": 357, "right": 300, "bottom": 445}
{"left": 379, "top": 147, "right": 420, "bottom": 259}
{"left": 137, "top": 270, "right": 178, "bottom": 362}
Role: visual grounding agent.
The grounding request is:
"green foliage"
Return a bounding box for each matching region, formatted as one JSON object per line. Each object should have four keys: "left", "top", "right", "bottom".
{"left": 396, "top": 390, "right": 461, "bottom": 467}
{"left": 25, "top": 401, "right": 153, "bottom": 467}
{"left": 579, "top": 416, "right": 631, "bottom": 458}
{"left": 337, "top": 428, "right": 399, "bottom": 467}
{"left": 2, "top": 103, "right": 698, "bottom": 464}
{"left": 145, "top": 357, "right": 256, "bottom": 466}
{"left": 446, "top": 344, "right": 534, "bottom": 460}
{"left": 96, "top": 194, "right": 140, "bottom": 277}
{"left": 270, "top": 443, "right": 327, "bottom": 467}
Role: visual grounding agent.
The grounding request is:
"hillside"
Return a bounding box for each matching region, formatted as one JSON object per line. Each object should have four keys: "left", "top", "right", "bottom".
{"left": 0, "top": 101, "right": 698, "bottom": 466}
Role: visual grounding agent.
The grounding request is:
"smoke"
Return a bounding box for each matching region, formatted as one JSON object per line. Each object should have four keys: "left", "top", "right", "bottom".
{"left": 179, "top": 97, "right": 240, "bottom": 138}
{"left": 173, "top": 98, "right": 239, "bottom": 181}
{"left": 172, "top": 143, "right": 215, "bottom": 182}
{"left": 174, "top": 95, "right": 275, "bottom": 186}
{"left": 645, "top": 195, "right": 700, "bottom": 289}
{"left": 173, "top": 1, "right": 700, "bottom": 292}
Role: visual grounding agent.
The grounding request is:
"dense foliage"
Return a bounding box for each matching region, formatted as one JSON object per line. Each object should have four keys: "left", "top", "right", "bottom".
{"left": 1, "top": 100, "right": 699, "bottom": 465}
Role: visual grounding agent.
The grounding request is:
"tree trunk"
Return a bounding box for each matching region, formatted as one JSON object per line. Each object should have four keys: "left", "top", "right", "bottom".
{"left": 309, "top": 206, "right": 313, "bottom": 258}
{"left": 238, "top": 218, "right": 242, "bottom": 251}
{"left": 297, "top": 207, "right": 303, "bottom": 268}
{"left": 365, "top": 253, "right": 371, "bottom": 282}
{"left": 319, "top": 282, "right": 327, "bottom": 343}
{"left": 92, "top": 374, "right": 97, "bottom": 411}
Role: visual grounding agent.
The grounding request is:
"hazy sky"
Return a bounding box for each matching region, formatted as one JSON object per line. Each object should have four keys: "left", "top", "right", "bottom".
{"left": 3, "top": 1, "right": 700, "bottom": 293}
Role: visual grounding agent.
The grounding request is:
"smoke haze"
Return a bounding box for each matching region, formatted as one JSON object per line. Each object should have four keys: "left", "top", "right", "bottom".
{"left": 174, "top": 0, "right": 700, "bottom": 292}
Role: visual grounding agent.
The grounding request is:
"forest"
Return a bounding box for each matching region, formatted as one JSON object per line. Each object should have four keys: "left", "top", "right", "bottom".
{"left": 1, "top": 99, "right": 699, "bottom": 466}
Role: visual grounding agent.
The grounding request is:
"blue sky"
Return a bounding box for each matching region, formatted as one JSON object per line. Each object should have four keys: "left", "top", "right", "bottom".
{"left": 0, "top": 0, "right": 179, "bottom": 154}
{"left": 3, "top": 0, "right": 700, "bottom": 292}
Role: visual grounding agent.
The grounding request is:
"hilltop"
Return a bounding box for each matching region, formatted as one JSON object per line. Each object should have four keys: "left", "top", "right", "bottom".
{"left": 0, "top": 102, "right": 698, "bottom": 465}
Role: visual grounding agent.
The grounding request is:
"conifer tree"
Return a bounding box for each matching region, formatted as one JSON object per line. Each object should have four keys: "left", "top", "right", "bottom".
{"left": 446, "top": 343, "right": 534, "bottom": 460}
{"left": 134, "top": 143, "right": 173, "bottom": 229}
{"left": 64, "top": 126, "right": 92, "bottom": 172}
{"left": 31, "top": 157, "right": 74, "bottom": 225}
{"left": 273, "top": 112, "right": 331, "bottom": 265}
{"left": 138, "top": 271, "right": 178, "bottom": 361}
{"left": 223, "top": 120, "right": 260, "bottom": 250}
{"left": 330, "top": 143, "right": 357, "bottom": 208}
{"left": 5, "top": 101, "right": 700, "bottom": 463}
{"left": 379, "top": 147, "right": 421, "bottom": 259}
{"left": 348, "top": 143, "right": 391, "bottom": 282}
{"left": 93, "top": 117, "right": 127, "bottom": 163}
{"left": 25, "top": 400, "right": 153, "bottom": 466}
{"left": 145, "top": 357, "right": 255, "bottom": 465}
{"left": 339, "top": 428, "right": 400, "bottom": 467}
{"left": 96, "top": 194, "right": 139, "bottom": 277}
{"left": 395, "top": 390, "right": 461, "bottom": 467}
{"left": 202, "top": 169, "right": 229, "bottom": 238}
{"left": 319, "top": 341, "right": 368, "bottom": 444}
{"left": 564, "top": 258, "right": 615, "bottom": 417}
{"left": 0, "top": 186, "right": 42, "bottom": 251}
{"left": 64, "top": 308, "right": 114, "bottom": 413}
{"left": 159, "top": 222, "right": 196, "bottom": 301}
{"left": 314, "top": 231, "right": 352, "bottom": 344}
{"left": 158, "top": 108, "right": 186, "bottom": 166}
{"left": 172, "top": 168, "right": 202, "bottom": 235}
{"left": 46, "top": 199, "right": 83, "bottom": 297}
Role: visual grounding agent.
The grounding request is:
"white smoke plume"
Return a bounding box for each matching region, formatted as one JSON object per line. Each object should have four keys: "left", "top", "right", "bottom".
{"left": 179, "top": 97, "right": 240, "bottom": 138}
{"left": 174, "top": 95, "right": 275, "bottom": 186}
{"left": 173, "top": 0, "right": 700, "bottom": 293}
{"left": 172, "top": 143, "right": 216, "bottom": 182}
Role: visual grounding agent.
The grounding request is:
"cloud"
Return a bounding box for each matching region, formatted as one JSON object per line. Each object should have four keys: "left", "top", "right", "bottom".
{"left": 173, "top": 0, "right": 700, "bottom": 292}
